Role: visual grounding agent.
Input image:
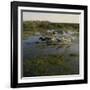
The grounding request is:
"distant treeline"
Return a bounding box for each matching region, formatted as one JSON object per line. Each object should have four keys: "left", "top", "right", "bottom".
{"left": 23, "top": 21, "right": 79, "bottom": 32}
{"left": 23, "top": 21, "right": 79, "bottom": 38}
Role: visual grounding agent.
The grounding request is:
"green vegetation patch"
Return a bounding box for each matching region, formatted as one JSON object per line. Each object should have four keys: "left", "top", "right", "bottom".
{"left": 23, "top": 21, "right": 79, "bottom": 38}
{"left": 23, "top": 54, "right": 79, "bottom": 77}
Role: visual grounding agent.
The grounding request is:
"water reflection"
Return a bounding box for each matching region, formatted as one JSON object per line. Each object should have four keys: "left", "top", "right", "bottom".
{"left": 23, "top": 32, "right": 79, "bottom": 76}
{"left": 23, "top": 33, "right": 79, "bottom": 58}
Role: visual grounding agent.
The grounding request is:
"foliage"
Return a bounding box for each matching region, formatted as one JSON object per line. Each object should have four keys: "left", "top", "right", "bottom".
{"left": 23, "top": 21, "right": 79, "bottom": 38}
{"left": 23, "top": 54, "right": 79, "bottom": 77}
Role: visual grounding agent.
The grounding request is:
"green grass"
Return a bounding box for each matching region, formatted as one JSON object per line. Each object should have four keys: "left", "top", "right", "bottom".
{"left": 23, "top": 54, "right": 79, "bottom": 77}
{"left": 23, "top": 21, "right": 79, "bottom": 39}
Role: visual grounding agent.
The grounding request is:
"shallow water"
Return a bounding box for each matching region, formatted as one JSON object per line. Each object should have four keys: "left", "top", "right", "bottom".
{"left": 23, "top": 35, "right": 79, "bottom": 76}
{"left": 23, "top": 35, "right": 79, "bottom": 60}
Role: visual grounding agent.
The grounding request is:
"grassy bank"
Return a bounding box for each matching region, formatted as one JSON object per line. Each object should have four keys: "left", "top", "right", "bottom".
{"left": 23, "top": 54, "right": 79, "bottom": 77}
{"left": 23, "top": 21, "right": 79, "bottom": 39}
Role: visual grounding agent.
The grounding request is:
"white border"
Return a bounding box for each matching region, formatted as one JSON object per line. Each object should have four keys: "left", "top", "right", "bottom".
{"left": 18, "top": 6, "right": 84, "bottom": 83}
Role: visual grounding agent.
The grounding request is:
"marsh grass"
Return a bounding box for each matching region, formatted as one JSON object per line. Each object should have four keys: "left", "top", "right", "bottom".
{"left": 23, "top": 54, "right": 79, "bottom": 77}
{"left": 23, "top": 21, "right": 79, "bottom": 39}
